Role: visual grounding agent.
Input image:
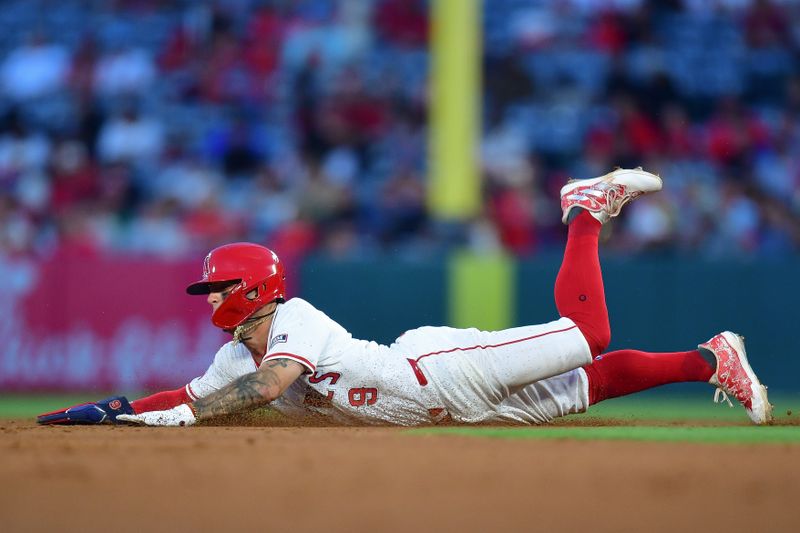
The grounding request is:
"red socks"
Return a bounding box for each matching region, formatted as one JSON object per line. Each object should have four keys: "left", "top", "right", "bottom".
{"left": 555, "top": 211, "right": 715, "bottom": 404}
{"left": 583, "top": 349, "right": 715, "bottom": 405}
{"left": 554, "top": 211, "right": 610, "bottom": 356}
{"left": 130, "top": 387, "right": 193, "bottom": 414}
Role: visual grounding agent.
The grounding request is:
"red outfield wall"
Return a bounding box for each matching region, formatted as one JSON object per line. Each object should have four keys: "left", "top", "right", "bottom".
{"left": 0, "top": 251, "right": 228, "bottom": 391}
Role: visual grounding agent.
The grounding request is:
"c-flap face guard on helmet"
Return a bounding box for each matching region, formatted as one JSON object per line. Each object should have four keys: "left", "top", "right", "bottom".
{"left": 212, "top": 280, "right": 280, "bottom": 330}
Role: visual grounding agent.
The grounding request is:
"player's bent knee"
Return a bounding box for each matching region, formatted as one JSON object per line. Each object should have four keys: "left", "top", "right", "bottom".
{"left": 577, "top": 323, "right": 610, "bottom": 358}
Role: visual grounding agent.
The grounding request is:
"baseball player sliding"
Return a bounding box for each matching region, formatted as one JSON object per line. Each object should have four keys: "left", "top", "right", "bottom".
{"left": 38, "top": 168, "right": 774, "bottom": 427}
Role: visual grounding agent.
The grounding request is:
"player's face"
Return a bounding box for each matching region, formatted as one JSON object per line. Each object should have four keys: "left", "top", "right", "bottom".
{"left": 207, "top": 283, "right": 237, "bottom": 313}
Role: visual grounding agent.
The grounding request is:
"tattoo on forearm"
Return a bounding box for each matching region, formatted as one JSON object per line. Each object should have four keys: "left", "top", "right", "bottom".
{"left": 193, "top": 368, "right": 283, "bottom": 420}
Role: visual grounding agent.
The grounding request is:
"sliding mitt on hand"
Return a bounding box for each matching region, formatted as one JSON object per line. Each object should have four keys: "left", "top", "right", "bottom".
{"left": 37, "top": 396, "right": 135, "bottom": 425}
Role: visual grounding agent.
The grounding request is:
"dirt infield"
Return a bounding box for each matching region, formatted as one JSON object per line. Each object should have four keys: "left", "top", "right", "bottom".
{"left": 1, "top": 419, "right": 798, "bottom": 533}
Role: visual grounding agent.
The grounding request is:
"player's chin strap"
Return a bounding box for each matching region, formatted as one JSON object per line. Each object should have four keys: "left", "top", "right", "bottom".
{"left": 232, "top": 307, "right": 278, "bottom": 345}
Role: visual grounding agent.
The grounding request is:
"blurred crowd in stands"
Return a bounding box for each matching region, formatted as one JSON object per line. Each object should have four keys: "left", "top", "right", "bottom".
{"left": 0, "top": 0, "right": 798, "bottom": 261}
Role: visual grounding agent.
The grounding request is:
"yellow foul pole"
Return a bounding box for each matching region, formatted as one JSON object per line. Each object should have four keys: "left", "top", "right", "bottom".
{"left": 429, "top": 2, "right": 512, "bottom": 331}
{"left": 428, "top": 0, "right": 482, "bottom": 220}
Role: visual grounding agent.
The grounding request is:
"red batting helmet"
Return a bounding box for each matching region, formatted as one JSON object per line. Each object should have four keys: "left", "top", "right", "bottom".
{"left": 186, "top": 242, "right": 286, "bottom": 330}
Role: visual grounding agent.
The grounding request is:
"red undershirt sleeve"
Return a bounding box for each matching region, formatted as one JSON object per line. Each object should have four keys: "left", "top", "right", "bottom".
{"left": 130, "top": 387, "right": 194, "bottom": 414}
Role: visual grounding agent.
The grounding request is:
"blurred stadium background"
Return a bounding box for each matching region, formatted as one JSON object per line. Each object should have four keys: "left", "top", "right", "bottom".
{"left": 0, "top": 0, "right": 798, "bottom": 398}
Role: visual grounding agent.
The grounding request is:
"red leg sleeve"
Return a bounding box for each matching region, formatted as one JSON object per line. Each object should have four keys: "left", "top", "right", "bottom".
{"left": 583, "top": 349, "right": 715, "bottom": 405}
{"left": 131, "top": 387, "right": 193, "bottom": 414}
{"left": 554, "top": 210, "right": 610, "bottom": 356}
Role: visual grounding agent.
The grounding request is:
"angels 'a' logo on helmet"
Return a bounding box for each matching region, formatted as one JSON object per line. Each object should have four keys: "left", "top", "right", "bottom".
{"left": 202, "top": 252, "right": 212, "bottom": 279}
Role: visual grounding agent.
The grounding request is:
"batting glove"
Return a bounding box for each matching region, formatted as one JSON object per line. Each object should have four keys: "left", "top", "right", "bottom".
{"left": 37, "top": 396, "right": 134, "bottom": 425}
{"left": 117, "top": 404, "right": 197, "bottom": 427}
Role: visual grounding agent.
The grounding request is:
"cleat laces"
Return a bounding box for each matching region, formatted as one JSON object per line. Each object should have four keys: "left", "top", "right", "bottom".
{"left": 713, "top": 388, "right": 734, "bottom": 408}
{"left": 568, "top": 182, "right": 636, "bottom": 216}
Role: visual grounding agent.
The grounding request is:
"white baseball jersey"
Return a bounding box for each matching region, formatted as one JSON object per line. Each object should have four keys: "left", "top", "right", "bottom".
{"left": 186, "top": 298, "right": 592, "bottom": 425}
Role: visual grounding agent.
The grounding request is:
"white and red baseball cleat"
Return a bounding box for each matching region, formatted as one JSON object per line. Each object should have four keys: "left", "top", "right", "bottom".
{"left": 560, "top": 167, "right": 663, "bottom": 224}
{"left": 699, "top": 331, "right": 773, "bottom": 425}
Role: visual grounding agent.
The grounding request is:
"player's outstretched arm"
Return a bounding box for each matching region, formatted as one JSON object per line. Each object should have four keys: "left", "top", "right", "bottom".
{"left": 117, "top": 359, "right": 304, "bottom": 427}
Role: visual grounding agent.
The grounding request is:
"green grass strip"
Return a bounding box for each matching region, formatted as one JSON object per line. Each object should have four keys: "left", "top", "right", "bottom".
{"left": 0, "top": 394, "right": 134, "bottom": 418}
{"left": 412, "top": 425, "right": 800, "bottom": 444}
{"left": 566, "top": 393, "right": 800, "bottom": 422}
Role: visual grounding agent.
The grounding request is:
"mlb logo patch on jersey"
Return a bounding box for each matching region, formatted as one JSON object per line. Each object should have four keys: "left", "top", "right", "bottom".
{"left": 269, "top": 333, "right": 288, "bottom": 350}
